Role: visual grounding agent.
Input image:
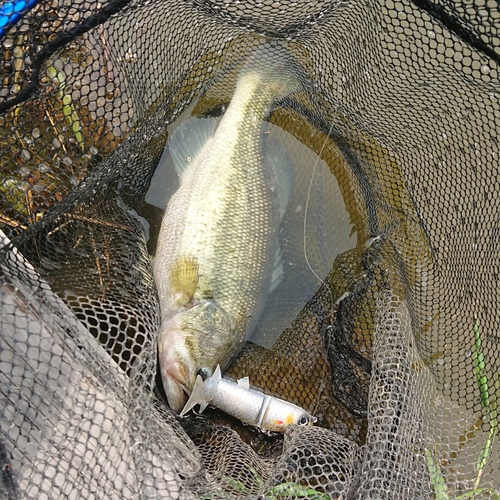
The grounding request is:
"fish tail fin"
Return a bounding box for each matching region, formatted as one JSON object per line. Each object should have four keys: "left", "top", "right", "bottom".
{"left": 179, "top": 365, "right": 222, "bottom": 416}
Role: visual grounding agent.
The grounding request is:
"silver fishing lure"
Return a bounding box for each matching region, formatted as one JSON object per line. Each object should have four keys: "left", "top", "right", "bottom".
{"left": 179, "top": 365, "right": 317, "bottom": 433}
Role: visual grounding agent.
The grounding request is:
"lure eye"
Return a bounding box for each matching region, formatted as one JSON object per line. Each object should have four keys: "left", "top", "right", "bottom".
{"left": 298, "top": 414, "right": 309, "bottom": 426}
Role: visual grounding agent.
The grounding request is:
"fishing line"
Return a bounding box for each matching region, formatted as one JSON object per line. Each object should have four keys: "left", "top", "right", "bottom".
{"left": 303, "top": 117, "right": 337, "bottom": 419}
{"left": 303, "top": 120, "right": 336, "bottom": 313}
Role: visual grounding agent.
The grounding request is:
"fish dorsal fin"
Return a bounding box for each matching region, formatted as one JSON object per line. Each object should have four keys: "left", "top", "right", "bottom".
{"left": 169, "top": 256, "right": 199, "bottom": 306}
{"left": 237, "top": 376, "right": 250, "bottom": 389}
{"left": 265, "top": 138, "right": 294, "bottom": 220}
{"left": 269, "top": 243, "right": 284, "bottom": 293}
{"left": 168, "top": 118, "right": 218, "bottom": 179}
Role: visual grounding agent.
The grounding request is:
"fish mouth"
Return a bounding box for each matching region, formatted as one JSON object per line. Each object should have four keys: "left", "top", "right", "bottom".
{"left": 161, "top": 360, "right": 191, "bottom": 413}
{"left": 158, "top": 316, "right": 195, "bottom": 413}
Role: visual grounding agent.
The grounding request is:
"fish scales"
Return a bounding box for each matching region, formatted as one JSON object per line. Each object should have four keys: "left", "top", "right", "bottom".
{"left": 154, "top": 46, "right": 302, "bottom": 412}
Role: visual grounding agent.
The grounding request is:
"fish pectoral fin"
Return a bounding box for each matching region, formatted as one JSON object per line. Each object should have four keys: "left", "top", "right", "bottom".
{"left": 168, "top": 118, "right": 218, "bottom": 179}
{"left": 237, "top": 376, "right": 250, "bottom": 389}
{"left": 169, "top": 256, "right": 199, "bottom": 306}
{"left": 179, "top": 374, "right": 207, "bottom": 416}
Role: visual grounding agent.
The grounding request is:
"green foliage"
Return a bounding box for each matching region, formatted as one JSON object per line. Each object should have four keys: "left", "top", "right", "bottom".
{"left": 426, "top": 315, "right": 499, "bottom": 499}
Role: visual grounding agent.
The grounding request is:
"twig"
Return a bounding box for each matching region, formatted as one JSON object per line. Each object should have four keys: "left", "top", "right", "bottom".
{"left": 0, "top": 213, "right": 28, "bottom": 230}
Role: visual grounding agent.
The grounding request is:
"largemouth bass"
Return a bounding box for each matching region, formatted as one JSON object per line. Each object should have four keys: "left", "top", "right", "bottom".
{"left": 154, "top": 46, "right": 302, "bottom": 412}
{"left": 180, "top": 365, "right": 316, "bottom": 433}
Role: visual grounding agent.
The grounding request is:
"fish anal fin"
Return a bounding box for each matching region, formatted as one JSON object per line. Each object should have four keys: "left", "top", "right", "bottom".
{"left": 169, "top": 256, "right": 199, "bottom": 306}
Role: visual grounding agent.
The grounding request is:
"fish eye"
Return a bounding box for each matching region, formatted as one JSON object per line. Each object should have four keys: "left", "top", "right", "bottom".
{"left": 298, "top": 414, "right": 309, "bottom": 426}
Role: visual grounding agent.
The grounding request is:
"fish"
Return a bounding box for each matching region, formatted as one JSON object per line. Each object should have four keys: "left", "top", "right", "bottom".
{"left": 180, "top": 365, "right": 317, "bottom": 433}
{"left": 154, "top": 46, "right": 303, "bottom": 413}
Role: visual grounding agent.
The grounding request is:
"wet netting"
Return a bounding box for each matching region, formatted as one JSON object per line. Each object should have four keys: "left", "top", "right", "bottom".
{"left": 1, "top": 0, "right": 499, "bottom": 497}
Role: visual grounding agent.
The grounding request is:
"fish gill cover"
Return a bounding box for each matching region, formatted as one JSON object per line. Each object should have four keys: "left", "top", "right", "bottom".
{"left": 0, "top": 1, "right": 499, "bottom": 500}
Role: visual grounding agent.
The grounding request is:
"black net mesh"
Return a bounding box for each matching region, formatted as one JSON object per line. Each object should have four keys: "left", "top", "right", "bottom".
{"left": 1, "top": 0, "right": 499, "bottom": 497}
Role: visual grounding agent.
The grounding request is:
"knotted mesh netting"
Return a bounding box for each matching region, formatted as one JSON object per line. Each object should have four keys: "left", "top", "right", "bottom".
{"left": 0, "top": 0, "right": 499, "bottom": 497}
